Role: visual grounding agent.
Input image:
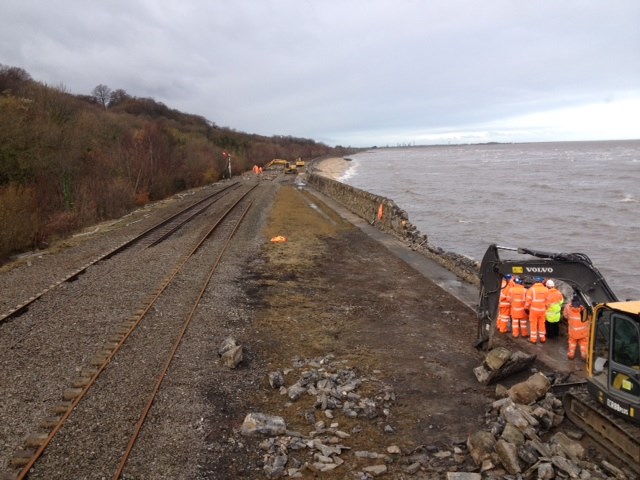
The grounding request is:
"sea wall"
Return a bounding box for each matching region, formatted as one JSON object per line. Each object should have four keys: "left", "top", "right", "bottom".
{"left": 306, "top": 171, "right": 480, "bottom": 286}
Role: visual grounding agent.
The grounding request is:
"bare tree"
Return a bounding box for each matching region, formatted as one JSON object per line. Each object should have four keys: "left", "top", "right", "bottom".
{"left": 91, "top": 84, "right": 112, "bottom": 109}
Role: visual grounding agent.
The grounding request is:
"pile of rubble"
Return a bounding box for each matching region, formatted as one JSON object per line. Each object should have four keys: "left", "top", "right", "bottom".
{"left": 237, "top": 352, "right": 633, "bottom": 479}
{"left": 239, "top": 354, "right": 479, "bottom": 478}
{"left": 240, "top": 356, "right": 474, "bottom": 480}
{"left": 467, "top": 370, "right": 632, "bottom": 479}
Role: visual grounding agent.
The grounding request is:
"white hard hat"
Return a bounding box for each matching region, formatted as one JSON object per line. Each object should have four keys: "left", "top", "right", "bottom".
{"left": 546, "top": 279, "right": 555, "bottom": 288}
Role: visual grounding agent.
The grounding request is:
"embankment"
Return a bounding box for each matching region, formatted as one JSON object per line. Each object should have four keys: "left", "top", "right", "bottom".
{"left": 306, "top": 168, "right": 480, "bottom": 286}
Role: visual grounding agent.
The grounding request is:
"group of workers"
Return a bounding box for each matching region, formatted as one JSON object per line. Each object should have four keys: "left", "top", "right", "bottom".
{"left": 497, "top": 275, "right": 589, "bottom": 361}
{"left": 252, "top": 165, "right": 264, "bottom": 174}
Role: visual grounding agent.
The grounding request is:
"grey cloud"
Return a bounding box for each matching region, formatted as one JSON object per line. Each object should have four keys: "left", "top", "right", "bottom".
{"left": 1, "top": 0, "right": 638, "bottom": 146}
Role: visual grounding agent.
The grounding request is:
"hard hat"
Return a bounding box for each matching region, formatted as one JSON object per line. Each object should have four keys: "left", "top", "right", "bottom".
{"left": 535, "top": 276, "right": 544, "bottom": 283}
{"left": 504, "top": 274, "right": 512, "bottom": 280}
{"left": 546, "top": 279, "right": 555, "bottom": 288}
{"left": 514, "top": 277, "right": 523, "bottom": 284}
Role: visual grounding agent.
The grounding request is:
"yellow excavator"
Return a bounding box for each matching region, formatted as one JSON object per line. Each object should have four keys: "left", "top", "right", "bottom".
{"left": 265, "top": 158, "right": 289, "bottom": 170}
{"left": 264, "top": 158, "right": 297, "bottom": 174}
{"left": 284, "top": 162, "right": 297, "bottom": 174}
{"left": 476, "top": 244, "right": 640, "bottom": 474}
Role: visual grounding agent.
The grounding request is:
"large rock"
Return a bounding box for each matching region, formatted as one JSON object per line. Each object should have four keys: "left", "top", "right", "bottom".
{"left": 362, "top": 465, "right": 387, "bottom": 476}
{"left": 240, "top": 413, "right": 286, "bottom": 436}
{"left": 495, "top": 439, "right": 521, "bottom": 474}
{"left": 221, "top": 344, "right": 243, "bottom": 368}
{"left": 500, "top": 423, "right": 525, "bottom": 445}
{"left": 551, "top": 432, "right": 585, "bottom": 461}
{"left": 500, "top": 401, "right": 530, "bottom": 431}
{"left": 474, "top": 349, "right": 536, "bottom": 385}
{"left": 508, "top": 372, "right": 551, "bottom": 404}
{"left": 484, "top": 347, "right": 512, "bottom": 370}
{"left": 219, "top": 336, "right": 243, "bottom": 368}
{"left": 446, "top": 474, "right": 481, "bottom": 480}
{"left": 467, "top": 431, "right": 496, "bottom": 465}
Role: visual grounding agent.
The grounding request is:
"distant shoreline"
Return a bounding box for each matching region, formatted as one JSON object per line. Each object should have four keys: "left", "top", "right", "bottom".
{"left": 359, "top": 138, "right": 640, "bottom": 149}
{"left": 311, "top": 157, "right": 352, "bottom": 181}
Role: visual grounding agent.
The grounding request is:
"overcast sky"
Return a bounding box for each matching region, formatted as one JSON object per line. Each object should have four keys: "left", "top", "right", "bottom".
{"left": 1, "top": 1, "right": 639, "bottom": 147}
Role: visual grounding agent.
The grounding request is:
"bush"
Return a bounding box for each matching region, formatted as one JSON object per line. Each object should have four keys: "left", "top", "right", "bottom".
{"left": 0, "top": 184, "right": 39, "bottom": 259}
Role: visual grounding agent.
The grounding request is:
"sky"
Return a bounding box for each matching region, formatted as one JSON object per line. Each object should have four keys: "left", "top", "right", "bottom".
{"left": 1, "top": 1, "right": 639, "bottom": 147}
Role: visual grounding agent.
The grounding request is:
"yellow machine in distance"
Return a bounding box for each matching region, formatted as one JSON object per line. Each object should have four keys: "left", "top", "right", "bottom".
{"left": 265, "top": 159, "right": 289, "bottom": 169}
{"left": 263, "top": 158, "right": 301, "bottom": 174}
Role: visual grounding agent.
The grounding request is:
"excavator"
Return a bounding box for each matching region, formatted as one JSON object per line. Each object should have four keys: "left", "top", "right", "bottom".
{"left": 476, "top": 244, "right": 640, "bottom": 473}
{"left": 265, "top": 158, "right": 297, "bottom": 174}
{"left": 265, "top": 158, "right": 290, "bottom": 170}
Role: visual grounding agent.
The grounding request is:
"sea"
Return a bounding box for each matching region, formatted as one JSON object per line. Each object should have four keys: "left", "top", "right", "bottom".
{"left": 339, "top": 140, "right": 640, "bottom": 301}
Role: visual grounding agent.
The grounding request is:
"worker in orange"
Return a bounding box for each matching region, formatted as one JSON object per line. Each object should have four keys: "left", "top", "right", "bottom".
{"left": 508, "top": 276, "right": 528, "bottom": 338}
{"left": 525, "top": 276, "right": 549, "bottom": 343}
{"left": 564, "top": 294, "right": 589, "bottom": 360}
{"left": 497, "top": 274, "right": 514, "bottom": 333}
{"left": 544, "top": 279, "right": 564, "bottom": 339}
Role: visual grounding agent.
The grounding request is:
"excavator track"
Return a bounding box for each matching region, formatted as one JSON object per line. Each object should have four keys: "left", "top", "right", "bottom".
{"left": 563, "top": 388, "right": 640, "bottom": 475}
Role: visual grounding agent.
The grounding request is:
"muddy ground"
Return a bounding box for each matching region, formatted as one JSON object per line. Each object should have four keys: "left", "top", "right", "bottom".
{"left": 215, "top": 182, "right": 495, "bottom": 477}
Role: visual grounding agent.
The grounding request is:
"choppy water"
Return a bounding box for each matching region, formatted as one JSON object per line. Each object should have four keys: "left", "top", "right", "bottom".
{"left": 340, "top": 140, "right": 640, "bottom": 300}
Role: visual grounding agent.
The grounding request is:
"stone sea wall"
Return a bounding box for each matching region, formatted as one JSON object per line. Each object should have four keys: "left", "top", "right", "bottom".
{"left": 306, "top": 171, "right": 480, "bottom": 286}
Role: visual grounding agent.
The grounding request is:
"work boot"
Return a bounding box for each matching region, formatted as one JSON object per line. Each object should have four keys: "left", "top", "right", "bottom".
{"left": 567, "top": 354, "right": 575, "bottom": 360}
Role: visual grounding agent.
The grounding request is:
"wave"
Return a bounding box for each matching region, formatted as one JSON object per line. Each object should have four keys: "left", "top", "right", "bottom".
{"left": 339, "top": 161, "right": 359, "bottom": 182}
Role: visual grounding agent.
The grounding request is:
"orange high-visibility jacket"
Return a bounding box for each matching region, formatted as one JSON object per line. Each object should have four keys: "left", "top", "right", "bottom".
{"left": 526, "top": 283, "right": 549, "bottom": 313}
{"left": 499, "top": 279, "right": 513, "bottom": 310}
{"left": 509, "top": 284, "right": 527, "bottom": 319}
{"left": 564, "top": 304, "right": 589, "bottom": 339}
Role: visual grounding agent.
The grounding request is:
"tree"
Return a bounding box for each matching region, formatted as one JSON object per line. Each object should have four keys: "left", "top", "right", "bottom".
{"left": 0, "top": 64, "right": 33, "bottom": 94}
{"left": 91, "top": 84, "right": 111, "bottom": 109}
{"left": 109, "top": 88, "right": 129, "bottom": 107}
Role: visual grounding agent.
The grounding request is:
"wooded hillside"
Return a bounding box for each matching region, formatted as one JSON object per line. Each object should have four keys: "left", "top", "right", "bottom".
{"left": 0, "top": 65, "right": 351, "bottom": 263}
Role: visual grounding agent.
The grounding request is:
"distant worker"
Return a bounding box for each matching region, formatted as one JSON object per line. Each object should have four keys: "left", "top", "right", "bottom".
{"left": 525, "top": 277, "right": 549, "bottom": 344}
{"left": 497, "top": 274, "right": 514, "bottom": 333}
{"left": 508, "top": 276, "right": 528, "bottom": 338}
{"left": 564, "top": 294, "right": 589, "bottom": 360}
{"left": 544, "top": 279, "right": 564, "bottom": 339}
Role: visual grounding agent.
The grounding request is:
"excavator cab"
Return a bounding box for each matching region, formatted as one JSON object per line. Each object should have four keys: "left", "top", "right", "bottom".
{"left": 587, "top": 302, "right": 640, "bottom": 421}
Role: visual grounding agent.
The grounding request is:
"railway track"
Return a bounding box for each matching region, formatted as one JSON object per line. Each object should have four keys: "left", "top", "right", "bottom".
{"left": 0, "top": 182, "right": 240, "bottom": 326}
{"left": 0, "top": 179, "right": 271, "bottom": 478}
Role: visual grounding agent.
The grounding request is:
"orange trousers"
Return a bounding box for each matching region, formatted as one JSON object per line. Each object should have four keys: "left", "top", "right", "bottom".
{"left": 529, "top": 311, "right": 546, "bottom": 343}
{"left": 568, "top": 336, "right": 588, "bottom": 360}
{"left": 511, "top": 317, "right": 528, "bottom": 337}
{"left": 498, "top": 306, "right": 510, "bottom": 333}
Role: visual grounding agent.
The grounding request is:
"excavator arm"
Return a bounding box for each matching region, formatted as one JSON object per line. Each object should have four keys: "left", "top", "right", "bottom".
{"left": 476, "top": 244, "right": 618, "bottom": 350}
